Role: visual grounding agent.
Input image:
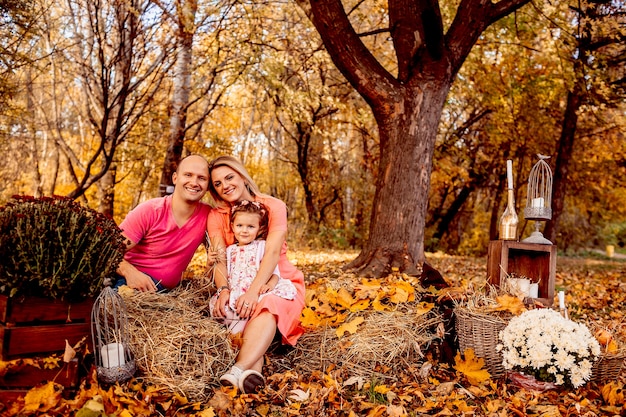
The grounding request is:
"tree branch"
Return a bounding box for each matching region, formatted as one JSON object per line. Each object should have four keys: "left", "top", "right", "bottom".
{"left": 446, "top": 0, "right": 531, "bottom": 73}
{"left": 295, "top": 0, "right": 399, "bottom": 105}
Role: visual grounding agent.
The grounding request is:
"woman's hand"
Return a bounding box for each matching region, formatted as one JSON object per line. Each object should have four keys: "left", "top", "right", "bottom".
{"left": 236, "top": 290, "right": 260, "bottom": 319}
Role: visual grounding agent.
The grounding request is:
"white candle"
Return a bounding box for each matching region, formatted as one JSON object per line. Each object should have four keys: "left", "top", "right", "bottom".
{"left": 558, "top": 291, "right": 565, "bottom": 309}
{"left": 531, "top": 197, "right": 545, "bottom": 208}
{"left": 506, "top": 160, "right": 513, "bottom": 189}
{"left": 101, "top": 343, "right": 126, "bottom": 368}
{"left": 529, "top": 283, "right": 539, "bottom": 298}
{"left": 518, "top": 279, "right": 530, "bottom": 297}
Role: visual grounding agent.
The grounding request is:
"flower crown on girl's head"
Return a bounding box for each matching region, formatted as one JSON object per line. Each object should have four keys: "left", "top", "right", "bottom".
{"left": 231, "top": 200, "right": 266, "bottom": 216}
{"left": 230, "top": 200, "right": 269, "bottom": 239}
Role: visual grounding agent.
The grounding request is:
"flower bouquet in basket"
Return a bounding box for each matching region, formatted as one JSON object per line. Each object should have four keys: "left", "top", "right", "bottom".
{"left": 497, "top": 308, "right": 601, "bottom": 390}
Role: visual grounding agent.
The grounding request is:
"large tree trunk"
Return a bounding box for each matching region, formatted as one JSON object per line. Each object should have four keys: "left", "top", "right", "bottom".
{"left": 300, "top": 0, "right": 531, "bottom": 276}
{"left": 544, "top": 89, "right": 581, "bottom": 244}
{"left": 347, "top": 84, "right": 450, "bottom": 276}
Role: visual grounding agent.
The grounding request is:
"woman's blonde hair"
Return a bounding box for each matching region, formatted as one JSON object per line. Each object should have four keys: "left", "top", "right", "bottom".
{"left": 207, "top": 155, "right": 267, "bottom": 204}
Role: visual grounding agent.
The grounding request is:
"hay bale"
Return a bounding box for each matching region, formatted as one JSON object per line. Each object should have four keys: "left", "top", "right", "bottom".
{"left": 121, "top": 279, "right": 236, "bottom": 402}
{"left": 120, "top": 271, "right": 445, "bottom": 397}
{"left": 290, "top": 304, "right": 443, "bottom": 380}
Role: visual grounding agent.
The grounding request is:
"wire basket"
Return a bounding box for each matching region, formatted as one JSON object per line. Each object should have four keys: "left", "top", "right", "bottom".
{"left": 455, "top": 307, "right": 509, "bottom": 378}
{"left": 590, "top": 352, "right": 626, "bottom": 384}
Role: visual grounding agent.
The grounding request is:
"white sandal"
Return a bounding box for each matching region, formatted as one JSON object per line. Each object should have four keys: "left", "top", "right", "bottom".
{"left": 219, "top": 365, "right": 243, "bottom": 387}
{"left": 238, "top": 369, "right": 265, "bottom": 394}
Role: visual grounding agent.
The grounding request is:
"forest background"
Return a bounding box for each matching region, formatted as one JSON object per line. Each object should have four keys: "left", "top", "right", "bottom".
{"left": 0, "top": 0, "right": 625, "bottom": 261}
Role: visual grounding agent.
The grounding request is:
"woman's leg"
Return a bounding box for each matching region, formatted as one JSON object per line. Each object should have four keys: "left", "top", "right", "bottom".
{"left": 235, "top": 311, "right": 277, "bottom": 372}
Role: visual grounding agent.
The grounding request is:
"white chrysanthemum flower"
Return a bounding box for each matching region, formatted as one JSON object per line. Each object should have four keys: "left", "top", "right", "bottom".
{"left": 498, "top": 308, "right": 599, "bottom": 387}
{"left": 554, "top": 349, "right": 575, "bottom": 370}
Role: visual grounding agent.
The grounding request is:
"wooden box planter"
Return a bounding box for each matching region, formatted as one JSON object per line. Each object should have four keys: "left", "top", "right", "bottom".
{"left": 0, "top": 295, "right": 93, "bottom": 361}
{"left": 487, "top": 240, "right": 556, "bottom": 306}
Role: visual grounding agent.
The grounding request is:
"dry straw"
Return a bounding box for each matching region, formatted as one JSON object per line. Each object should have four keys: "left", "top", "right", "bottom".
{"left": 122, "top": 278, "right": 236, "bottom": 402}
{"left": 121, "top": 272, "right": 445, "bottom": 399}
{"left": 289, "top": 307, "right": 442, "bottom": 380}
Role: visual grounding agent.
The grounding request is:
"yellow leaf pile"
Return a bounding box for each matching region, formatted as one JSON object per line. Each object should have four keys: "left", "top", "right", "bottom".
{"left": 301, "top": 274, "right": 422, "bottom": 333}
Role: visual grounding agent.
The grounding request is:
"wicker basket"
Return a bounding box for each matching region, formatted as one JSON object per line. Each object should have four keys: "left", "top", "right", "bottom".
{"left": 455, "top": 307, "right": 510, "bottom": 378}
{"left": 590, "top": 352, "right": 625, "bottom": 384}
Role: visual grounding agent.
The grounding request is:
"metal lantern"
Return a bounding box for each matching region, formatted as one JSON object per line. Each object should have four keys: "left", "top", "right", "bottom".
{"left": 522, "top": 154, "right": 553, "bottom": 245}
{"left": 91, "top": 286, "right": 136, "bottom": 383}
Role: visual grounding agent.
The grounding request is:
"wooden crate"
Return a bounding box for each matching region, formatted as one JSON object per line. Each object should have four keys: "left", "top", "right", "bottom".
{"left": 0, "top": 359, "right": 82, "bottom": 406}
{"left": 0, "top": 295, "right": 93, "bottom": 360}
{"left": 0, "top": 358, "right": 80, "bottom": 390}
{"left": 487, "top": 240, "right": 556, "bottom": 306}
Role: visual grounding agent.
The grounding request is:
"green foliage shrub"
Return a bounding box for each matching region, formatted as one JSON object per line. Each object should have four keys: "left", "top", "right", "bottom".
{"left": 602, "top": 222, "right": 626, "bottom": 248}
{"left": 0, "top": 195, "right": 127, "bottom": 301}
{"left": 307, "top": 225, "right": 362, "bottom": 250}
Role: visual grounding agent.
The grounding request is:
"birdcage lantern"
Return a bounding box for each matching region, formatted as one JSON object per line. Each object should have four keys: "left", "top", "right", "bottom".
{"left": 522, "top": 154, "right": 553, "bottom": 245}
{"left": 91, "top": 286, "right": 136, "bottom": 383}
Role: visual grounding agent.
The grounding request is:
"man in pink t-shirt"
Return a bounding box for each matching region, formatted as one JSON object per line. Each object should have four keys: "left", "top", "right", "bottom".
{"left": 116, "top": 155, "right": 212, "bottom": 291}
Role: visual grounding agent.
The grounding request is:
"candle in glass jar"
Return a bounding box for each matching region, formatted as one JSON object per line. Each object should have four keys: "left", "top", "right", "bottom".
{"left": 101, "top": 343, "right": 126, "bottom": 368}
{"left": 531, "top": 197, "right": 545, "bottom": 208}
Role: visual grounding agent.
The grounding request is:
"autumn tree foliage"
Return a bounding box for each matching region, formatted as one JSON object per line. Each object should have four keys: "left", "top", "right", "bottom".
{"left": 156, "top": 0, "right": 252, "bottom": 196}
{"left": 0, "top": 0, "right": 37, "bottom": 112}
{"left": 0, "top": 0, "right": 625, "bottom": 256}
{"left": 158, "top": 0, "right": 199, "bottom": 196}
{"left": 296, "top": 0, "right": 532, "bottom": 276}
{"left": 60, "top": 0, "right": 170, "bottom": 216}
{"left": 544, "top": 0, "right": 626, "bottom": 245}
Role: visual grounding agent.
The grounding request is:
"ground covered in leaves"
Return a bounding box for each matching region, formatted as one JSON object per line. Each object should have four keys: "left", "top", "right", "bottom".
{"left": 2, "top": 251, "right": 625, "bottom": 417}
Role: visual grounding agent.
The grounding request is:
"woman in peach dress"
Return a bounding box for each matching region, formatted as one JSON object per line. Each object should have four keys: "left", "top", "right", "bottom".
{"left": 206, "top": 155, "right": 305, "bottom": 394}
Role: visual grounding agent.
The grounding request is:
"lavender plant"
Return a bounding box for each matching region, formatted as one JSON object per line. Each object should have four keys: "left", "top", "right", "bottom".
{"left": 0, "top": 195, "right": 128, "bottom": 301}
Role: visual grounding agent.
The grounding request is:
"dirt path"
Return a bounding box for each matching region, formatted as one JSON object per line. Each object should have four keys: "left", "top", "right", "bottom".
{"left": 591, "top": 248, "right": 626, "bottom": 259}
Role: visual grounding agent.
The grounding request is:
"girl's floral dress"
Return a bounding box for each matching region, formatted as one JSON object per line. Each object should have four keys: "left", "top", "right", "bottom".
{"left": 210, "top": 239, "right": 296, "bottom": 334}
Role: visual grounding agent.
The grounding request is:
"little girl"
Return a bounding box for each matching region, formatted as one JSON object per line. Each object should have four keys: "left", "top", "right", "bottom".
{"left": 210, "top": 200, "right": 296, "bottom": 334}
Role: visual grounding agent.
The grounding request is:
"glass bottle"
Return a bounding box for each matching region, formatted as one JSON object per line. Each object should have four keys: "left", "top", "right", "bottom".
{"left": 499, "top": 188, "right": 519, "bottom": 240}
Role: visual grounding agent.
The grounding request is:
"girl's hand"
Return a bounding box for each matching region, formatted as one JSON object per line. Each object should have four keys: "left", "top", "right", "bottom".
{"left": 260, "top": 275, "right": 279, "bottom": 294}
{"left": 213, "top": 289, "right": 230, "bottom": 318}
{"left": 206, "top": 243, "right": 226, "bottom": 267}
